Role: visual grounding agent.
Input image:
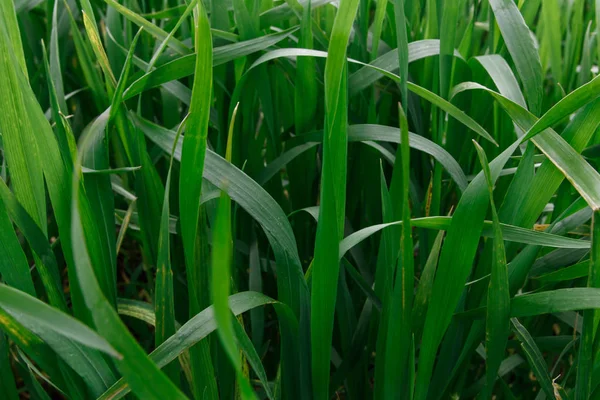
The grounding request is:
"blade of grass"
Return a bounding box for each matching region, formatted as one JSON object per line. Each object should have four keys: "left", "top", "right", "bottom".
{"left": 211, "top": 103, "right": 256, "bottom": 399}
{"left": 178, "top": 2, "right": 218, "bottom": 398}
{"left": 0, "top": 179, "right": 66, "bottom": 311}
{"left": 0, "top": 0, "right": 48, "bottom": 275}
{"left": 0, "top": 284, "right": 118, "bottom": 357}
{"left": 511, "top": 318, "right": 556, "bottom": 398}
{"left": 379, "top": 105, "right": 414, "bottom": 397}
{"left": 349, "top": 40, "right": 464, "bottom": 94}
{"left": 247, "top": 48, "right": 496, "bottom": 145}
{"left": 309, "top": 212, "right": 590, "bottom": 253}
{"left": 212, "top": 184, "right": 257, "bottom": 400}
{"left": 102, "top": 0, "right": 190, "bottom": 55}
{"left": 541, "top": 0, "right": 562, "bottom": 84}
{"left": 0, "top": 195, "right": 35, "bottom": 296}
{"left": 271, "top": 125, "right": 468, "bottom": 191}
{"left": 452, "top": 82, "right": 600, "bottom": 211}
{"left": 123, "top": 27, "right": 298, "bottom": 100}
{"left": 135, "top": 115, "right": 309, "bottom": 316}
{"left": 311, "top": 0, "right": 359, "bottom": 397}
{"left": 155, "top": 117, "right": 188, "bottom": 385}
{"left": 394, "top": 0, "right": 408, "bottom": 108}
{"left": 488, "top": 0, "right": 543, "bottom": 115}
{"left": 412, "top": 231, "right": 444, "bottom": 340}
{"left": 439, "top": 0, "right": 458, "bottom": 100}
{"left": 473, "top": 141, "right": 510, "bottom": 399}
{"left": 575, "top": 210, "right": 600, "bottom": 398}
{"left": 511, "top": 288, "right": 600, "bottom": 316}
{"left": 414, "top": 138, "right": 522, "bottom": 400}
{"left": 0, "top": 332, "right": 18, "bottom": 400}
{"left": 71, "top": 122, "right": 188, "bottom": 400}
{"left": 288, "top": 0, "right": 316, "bottom": 214}
{"left": 98, "top": 292, "right": 296, "bottom": 400}
{"left": 523, "top": 74, "right": 600, "bottom": 141}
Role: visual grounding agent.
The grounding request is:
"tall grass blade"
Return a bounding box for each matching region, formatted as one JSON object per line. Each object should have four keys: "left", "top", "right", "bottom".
{"left": 575, "top": 211, "right": 600, "bottom": 398}
{"left": 311, "top": 0, "right": 359, "bottom": 397}
{"left": 178, "top": 2, "right": 217, "bottom": 397}
{"left": 473, "top": 141, "right": 510, "bottom": 399}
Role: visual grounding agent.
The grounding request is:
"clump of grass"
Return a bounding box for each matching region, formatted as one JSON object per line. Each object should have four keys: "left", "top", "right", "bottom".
{"left": 1, "top": 0, "right": 600, "bottom": 398}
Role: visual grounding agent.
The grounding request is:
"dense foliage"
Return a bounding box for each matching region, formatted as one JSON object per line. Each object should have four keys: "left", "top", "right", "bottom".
{"left": 1, "top": 0, "right": 600, "bottom": 398}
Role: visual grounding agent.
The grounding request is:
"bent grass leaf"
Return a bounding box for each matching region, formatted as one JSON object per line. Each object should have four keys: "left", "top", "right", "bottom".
{"left": 488, "top": 0, "right": 543, "bottom": 115}
{"left": 98, "top": 292, "right": 295, "bottom": 400}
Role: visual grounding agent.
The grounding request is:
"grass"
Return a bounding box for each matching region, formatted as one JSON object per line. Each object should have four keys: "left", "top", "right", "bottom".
{"left": 2, "top": 0, "right": 600, "bottom": 398}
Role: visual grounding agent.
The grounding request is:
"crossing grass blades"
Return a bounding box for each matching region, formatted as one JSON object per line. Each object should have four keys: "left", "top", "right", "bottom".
{"left": 2, "top": 0, "right": 600, "bottom": 398}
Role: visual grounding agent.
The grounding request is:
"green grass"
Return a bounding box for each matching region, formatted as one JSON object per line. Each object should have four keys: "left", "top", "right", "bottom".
{"left": 2, "top": 0, "right": 600, "bottom": 398}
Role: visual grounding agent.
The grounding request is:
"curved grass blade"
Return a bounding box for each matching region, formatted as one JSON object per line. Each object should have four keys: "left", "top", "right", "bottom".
{"left": 247, "top": 47, "right": 496, "bottom": 145}
{"left": 0, "top": 308, "right": 57, "bottom": 379}
{"left": 510, "top": 319, "right": 556, "bottom": 398}
{"left": 232, "top": 318, "right": 274, "bottom": 400}
{"left": 349, "top": 40, "right": 464, "bottom": 95}
{"left": 0, "top": 284, "right": 118, "bottom": 357}
{"left": 135, "top": 115, "right": 309, "bottom": 313}
{"left": 407, "top": 82, "right": 497, "bottom": 145}
{"left": 98, "top": 292, "right": 296, "bottom": 400}
{"left": 76, "top": 111, "right": 121, "bottom": 309}
{"left": 473, "top": 55, "right": 527, "bottom": 108}
{"left": 123, "top": 27, "right": 298, "bottom": 100}
{"left": 102, "top": 0, "right": 190, "bottom": 55}
{"left": 116, "top": 298, "right": 274, "bottom": 400}
{"left": 0, "top": 287, "right": 119, "bottom": 398}
{"left": 344, "top": 219, "right": 589, "bottom": 265}
{"left": 80, "top": 115, "right": 119, "bottom": 310}
{"left": 273, "top": 124, "right": 467, "bottom": 191}
{"left": 488, "top": 0, "right": 543, "bottom": 115}
{"left": 523, "top": 74, "right": 600, "bottom": 141}
{"left": 452, "top": 82, "right": 600, "bottom": 211}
